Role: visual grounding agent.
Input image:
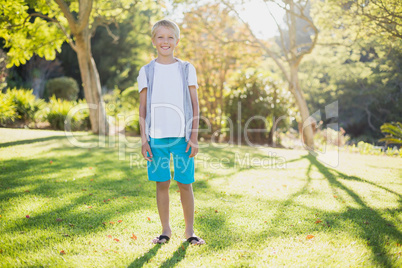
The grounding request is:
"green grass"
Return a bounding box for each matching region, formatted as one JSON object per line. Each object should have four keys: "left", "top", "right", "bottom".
{"left": 0, "top": 128, "right": 401, "bottom": 267}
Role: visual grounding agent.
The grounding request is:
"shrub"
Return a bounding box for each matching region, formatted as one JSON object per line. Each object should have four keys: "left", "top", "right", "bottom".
{"left": 45, "top": 77, "right": 79, "bottom": 101}
{"left": 379, "top": 122, "right": 402, "bottom": 145}
{"left": 45, "top": 96, "right": 89, "bottom": 130}
{"left": 0, "top": 92, "right": 16, "bottom": 125}
{"left": 5, "top": 88, "right": 44, "bottom": 123}
{"left": 103, "top": 88, "right": 139, "bottom": 134}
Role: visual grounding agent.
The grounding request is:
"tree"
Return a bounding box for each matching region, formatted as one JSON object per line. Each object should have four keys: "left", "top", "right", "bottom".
{"left": 221, "top": 0, "right": 318, "bottom": 149}
{"left": 0, "top": 0, "right": 151, "bottom": 135}
{"left": 176, "top": 3, "right": 261, "bottom": 138}
{"left": 313, "top": 0, "right": 402, "bottom": 43}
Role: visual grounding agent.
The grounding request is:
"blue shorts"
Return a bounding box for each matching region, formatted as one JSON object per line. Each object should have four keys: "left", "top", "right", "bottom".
{"left": 147, "top": 137, "right": 195, "bottom": 184}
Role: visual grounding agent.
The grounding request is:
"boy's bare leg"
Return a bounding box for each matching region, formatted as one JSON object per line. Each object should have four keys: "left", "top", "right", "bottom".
{"left": 177, "top": 181, "right": 205, "bottom": 245}
{"left": 152, "top": 180, "right": 172, "bottom": 244}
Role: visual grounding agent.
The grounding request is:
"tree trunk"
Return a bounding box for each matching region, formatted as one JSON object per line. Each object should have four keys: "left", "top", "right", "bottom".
{"left": 290, "top": 66, "right": 314, "bottom": 149}
{"left": 75, "top": 29, "right": 108, "bottom": 135}
{"left": 288, "top": 0, "right": 314, "bottom": 149}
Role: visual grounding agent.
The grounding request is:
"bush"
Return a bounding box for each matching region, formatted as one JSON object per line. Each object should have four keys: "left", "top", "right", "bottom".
{"left": 0, "top": 92, "right": 16, "bottom": 125}
{"left": 45, "top": 96, "right": 90, "bottom": 130}
{"left": 5, "top": 88, "right": 44, "bottom": 123}
{"left": 103, "top": 87, "right": 139, "bottom": 134}
{"left": 45, "top": 77, "right": 79, "bottom": 101}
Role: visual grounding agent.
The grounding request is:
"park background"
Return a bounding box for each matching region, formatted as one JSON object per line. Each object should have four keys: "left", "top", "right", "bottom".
{"left": 0, "top": 0, "right": 402, "bottom": 267}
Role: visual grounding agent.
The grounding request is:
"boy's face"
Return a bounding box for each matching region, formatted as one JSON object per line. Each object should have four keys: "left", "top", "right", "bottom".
{"left": 152, "top": 26, "right": 179, "bottom": 58}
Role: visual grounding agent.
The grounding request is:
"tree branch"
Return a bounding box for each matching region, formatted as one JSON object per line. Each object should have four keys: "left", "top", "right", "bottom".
{"left": 221, "top": 0, "right": 291, "bottom": 83}
{"left": 77, "top": 0, "right": 93, "bottom": 33}
{"left": 54, "top": 0, "right": 78, "bottom": 33}
{"left": 21, "top": 13, "right": 77, "bottom": 52}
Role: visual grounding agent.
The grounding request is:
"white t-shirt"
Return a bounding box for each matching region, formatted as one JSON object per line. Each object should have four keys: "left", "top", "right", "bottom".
{"left": 137, "top": 61, "right": 198, "bottom": 138}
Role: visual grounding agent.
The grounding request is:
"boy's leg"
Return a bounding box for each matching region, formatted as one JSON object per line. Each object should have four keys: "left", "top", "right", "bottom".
{"left": 153, "top": 180, "right": 172, "bottom": 244}
{"left": 177, "top": 181, "right": 205, "bottom": 245}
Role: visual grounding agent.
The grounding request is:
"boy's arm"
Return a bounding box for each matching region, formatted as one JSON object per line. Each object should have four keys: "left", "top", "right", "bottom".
{"left": 186, "top": 85, "right": 199, "bottom": 157}
{"left": 139, "top": 88, "right": 153, "bottom": 161}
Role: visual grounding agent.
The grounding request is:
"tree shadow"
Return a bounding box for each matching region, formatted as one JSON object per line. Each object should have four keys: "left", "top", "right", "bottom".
{"left": 305, "top": 154, "right": 402, "bottom": 267}
{"left": 0, "top": 135, "right": 67, "bottom": 148}
{"left": 127, "top": 243, "right": 162, "bottom": 268}
{"left": 159, "top": 242, "right": 189, "bottom": 268}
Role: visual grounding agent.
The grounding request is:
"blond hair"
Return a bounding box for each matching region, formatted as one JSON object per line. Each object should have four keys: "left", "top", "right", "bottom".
{"left": 151, "top": 19, "right": 180, "bottom": 40}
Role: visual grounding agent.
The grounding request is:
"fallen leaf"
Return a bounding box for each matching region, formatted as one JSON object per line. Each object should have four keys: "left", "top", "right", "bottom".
{"left": 26, "top": 215, "right": 30, "bottom": 218}
{"left": 90, "top": 179, "right": 94, "bottom": 181}
{"left": 176, "top": 190, "right": 180, "bottom": 192}
{"left": 24, "top": 190, "right": 30, "bottom": 193}
{"left": 114, "top": 238, "right": 120, "bottom": 242}
{"left": 109, "top": 221, "right": 115, "bottom": 225}
{"left": 89, "top": 167, "right": 93, "bottom": 170}
{"left": 56, "top": 218, "right": 63, "bottom": 222}
{"left": 147, "top": 217, "right": 151, "bottom": 221}
{"left": 107, "top": 235, "right": 112, "bottom": 238}
{"left": 181, "top": 245, "right": 185, "bottom": 250}
{"left": 306, "top": 235, "right": 315, "bottom": 240}
{"left": 69, "top": 223, "right": 75, "bottom": 227}
{"left": 118, "top": 220, "right": 122, "bottom": 223}
{"left": 89, "top": 193, "right": 93, "bottom": 196}
{"left": 63, "top": 234, "right": 69, "bottom": 237}
{"left": 215, "top": 210, "right": 218, "bottom": 213}
{"left": 282, "top": 185, "right": 287, "bottom": 187}
{"left": 315, "top": 220, "right": 322, "bottom": 224}
{"left": 88, "top": 206, "right": 92, "bottom": 208}
{"left": 50, "top": 160, "right": 53, "bottom": 164}
{"left": 131, "top": 234, "right": 137, "bottom": 240}
{"left": 60, "top": 250, "right": 66, "bottom": 255}
{"left": 107, "top": 199, "right": 111, "bottom": 201}
{"left": 102, "top": 222, "right": 106, "bottom": 225}
{"left": 333, "top": 195, "right": 338, "bottom": 198}
{"left": 82, "top": 189, "right": 87, "bottom": 191}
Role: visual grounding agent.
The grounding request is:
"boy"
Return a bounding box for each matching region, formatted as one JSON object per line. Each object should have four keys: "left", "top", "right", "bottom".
{"left": 137, "top": 19, "right": 205, "bottom": 245}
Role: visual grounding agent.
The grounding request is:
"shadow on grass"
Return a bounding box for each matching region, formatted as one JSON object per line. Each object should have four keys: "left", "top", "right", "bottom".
{"left": 248, "top": 153, "right": 402, "bottom": 267}
{"left": 127, "top": 243, "right": 162, "bottom": 268}
{"left": 0, "top": 135, "right": 67, "bottom": 148}
{"left": 305, "top": 154, "right": 402, "bottom": 268}
{"left": 159, "top": 242, "right": 189, "bottom": 268}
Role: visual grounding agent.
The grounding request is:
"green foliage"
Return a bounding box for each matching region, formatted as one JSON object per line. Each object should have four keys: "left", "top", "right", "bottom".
{"left": 5, "top": 88, "right": 44, "bottom": 122}
{"left": 103, "top": 87, "right": 139, "bottom": 134}
{"left": 379, "top": 122, "right": 402, "bottom": 145}
{"left": 45, "top": 77, "right": 79, "bottom": 101}
{"left": 314, "top": 128, "right": 350, "bottom": 151}
{"left": 44, "top": 96, "right": 89, "bottom": 130}
{"left": 0, "top": 92, "right": 16, "bottom": 124}
{"left": 225, "top": 69, "right": 293, "bottom": 144}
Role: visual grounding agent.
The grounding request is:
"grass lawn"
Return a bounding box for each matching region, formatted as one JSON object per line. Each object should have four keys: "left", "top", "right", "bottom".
{"left": 0, "top": 127, "right": 401, "bottom": 267}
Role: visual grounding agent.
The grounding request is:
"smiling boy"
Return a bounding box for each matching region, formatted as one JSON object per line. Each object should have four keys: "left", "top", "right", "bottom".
{"left": 137, "top": 19, "right": 205, "bottom": 245}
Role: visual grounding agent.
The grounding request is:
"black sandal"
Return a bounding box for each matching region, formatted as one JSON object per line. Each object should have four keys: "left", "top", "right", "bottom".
{"left": 156, "top": 235, "right": 170, "bottom": 244}
{"left": 187, "top": 236, "right": 201, "bottom": 244}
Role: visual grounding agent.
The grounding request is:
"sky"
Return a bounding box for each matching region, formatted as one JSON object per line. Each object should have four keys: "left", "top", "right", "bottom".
{"left": 238, "top": 0, "right": 286, "bottom": 39}
{"left": 165, "top": 0, "right": 286, "bottom": 40}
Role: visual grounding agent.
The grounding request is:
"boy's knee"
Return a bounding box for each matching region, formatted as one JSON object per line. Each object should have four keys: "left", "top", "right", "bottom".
{"left": 177, "top": 181, "right": 192, "bottom": 191}
{"left": 156, "top": 180, "right": 171, "bottom": 190}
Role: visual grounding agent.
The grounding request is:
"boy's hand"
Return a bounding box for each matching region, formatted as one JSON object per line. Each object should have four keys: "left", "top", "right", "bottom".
{"left": 142, "top": 143, "right": 153, "bottom": 161}
{"left": 186, "top": 136, "right": 199, "bottom": 158}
